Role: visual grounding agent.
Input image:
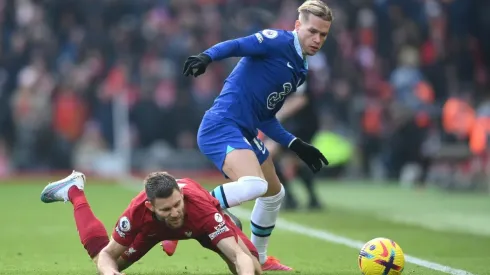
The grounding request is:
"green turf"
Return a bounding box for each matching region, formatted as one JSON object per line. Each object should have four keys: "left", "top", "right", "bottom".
{"left": 0, "top": 179, "right": 488, "bottom": 275}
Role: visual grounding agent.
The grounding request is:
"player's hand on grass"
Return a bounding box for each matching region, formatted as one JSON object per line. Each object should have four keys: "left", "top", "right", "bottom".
{"left": 289, "top": 138, "right": 329, "bottom": 173}
{"left": 183, "top": 53, "right": 212, "bottom": 77}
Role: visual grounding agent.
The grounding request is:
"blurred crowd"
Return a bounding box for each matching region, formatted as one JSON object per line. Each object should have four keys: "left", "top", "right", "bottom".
{"left": 0, "top": 0, "right": 489, "bottom": 182}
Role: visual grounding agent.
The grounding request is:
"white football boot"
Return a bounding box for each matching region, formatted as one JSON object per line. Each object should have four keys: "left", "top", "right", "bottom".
{"left": 40, "top": 170, "right": 85, "bottom": 203}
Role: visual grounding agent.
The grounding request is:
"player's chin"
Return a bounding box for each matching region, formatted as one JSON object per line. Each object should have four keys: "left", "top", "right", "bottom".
{"left": 307, "top": 49, "right": 319, "bottom": 55}
{"left": 167, "top": 219, "right": 184, "bottom": 229}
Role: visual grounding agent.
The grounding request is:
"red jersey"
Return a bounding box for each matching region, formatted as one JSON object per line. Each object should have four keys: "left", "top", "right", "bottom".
{"left": 111, "top": 178, "right": 235, "bottom": 248}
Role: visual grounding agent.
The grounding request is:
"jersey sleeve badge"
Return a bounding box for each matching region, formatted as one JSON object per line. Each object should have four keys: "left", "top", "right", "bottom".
{"left": 116, "top": 216, "right": 131, "bottom": 238}
{"left": 214, "top": 213, "right": 223, "bottom": 222}
{"left": 261, "top": 29, "right": 278, "bottom": 39}
{"left": 208, "top": 213, "right": 230, "bottom": 241}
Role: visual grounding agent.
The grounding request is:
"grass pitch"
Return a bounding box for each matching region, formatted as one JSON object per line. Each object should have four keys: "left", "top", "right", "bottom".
{"left": 0, "top": 177, "right": 488, "bottom": 275}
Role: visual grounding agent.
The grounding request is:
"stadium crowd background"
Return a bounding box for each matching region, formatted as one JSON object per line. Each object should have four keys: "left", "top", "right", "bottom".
{"left": 0, "top": 0, "right": 488, "bottom": 190}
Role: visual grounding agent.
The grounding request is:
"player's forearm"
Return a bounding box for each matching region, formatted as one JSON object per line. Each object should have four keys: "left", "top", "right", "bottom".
{"left": 217, "top": 237, "right": 256, "bottom": 275}
{"left": 235, "top": 252, "right": 255, "bottom": 275}
{"left": 259, "top": 118, "right": 296, "bottom": 148}
{"left": 204, "top": 35, "right": 266, "bottom": 61}
{"left": 96, "top": 251, "right": 120, "bottom": 274}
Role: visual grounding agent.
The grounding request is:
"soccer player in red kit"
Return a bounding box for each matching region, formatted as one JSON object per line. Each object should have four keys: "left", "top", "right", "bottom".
{"left": 40, "top": 171, "right": 262, "bottom": 275}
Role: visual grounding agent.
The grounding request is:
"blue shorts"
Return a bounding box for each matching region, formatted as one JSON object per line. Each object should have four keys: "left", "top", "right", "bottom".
{"left": 197, "top": 115, "right": 269, "bottom": 177}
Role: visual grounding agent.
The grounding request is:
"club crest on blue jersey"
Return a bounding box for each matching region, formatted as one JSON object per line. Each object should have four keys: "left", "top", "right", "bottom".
{"left": 267, "top": 82, "right": 293, "bottom": 110}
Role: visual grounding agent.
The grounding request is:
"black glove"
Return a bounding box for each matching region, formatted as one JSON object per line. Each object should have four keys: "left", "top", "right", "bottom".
{"left": 183, "top": 53, "right": 212, "bottom": 77}
{"left": 289, "top": 138, "right": 329, "bottom": 173}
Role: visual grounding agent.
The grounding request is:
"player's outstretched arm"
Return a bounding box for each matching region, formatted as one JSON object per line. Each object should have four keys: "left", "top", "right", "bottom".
{"left": 183, "top": 30, "right": 278, "bottom": 78}
{"left": 203, "top": 32, "right": 271, "bottom": 61}
{"left": 96, "top": 239, "right": 127, "bottom": 275}
{"left": 217, "top": 236, "right": 257, "bottom": 275}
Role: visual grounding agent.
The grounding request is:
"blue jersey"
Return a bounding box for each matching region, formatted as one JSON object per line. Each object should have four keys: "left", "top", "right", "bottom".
{"left": 203, "top": 29, "right": 308, "bottom": 148}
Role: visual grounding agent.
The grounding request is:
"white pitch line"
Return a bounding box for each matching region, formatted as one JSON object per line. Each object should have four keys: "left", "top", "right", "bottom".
{"left": 230, "top": 207, "right": 477, "bottom": 275}
{"left": 117, "top": 178, "right": 476, "bottom": 275}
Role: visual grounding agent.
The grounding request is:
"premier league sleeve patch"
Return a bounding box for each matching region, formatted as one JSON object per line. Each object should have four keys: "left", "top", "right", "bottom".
{"left": 262, "top": 29, "right": 278, "bottom": 39}
{"left": 116, "top": 216, "right": 131, "bottom": 237}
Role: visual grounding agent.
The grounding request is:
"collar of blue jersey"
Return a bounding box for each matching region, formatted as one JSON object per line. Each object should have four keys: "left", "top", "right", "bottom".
{"left": 292, "top": 30, "right": 308, "bottom": 70}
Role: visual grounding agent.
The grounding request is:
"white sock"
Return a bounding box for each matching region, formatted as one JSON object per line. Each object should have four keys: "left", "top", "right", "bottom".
{"left": 250, "top": 184, "right": 285, "bottom": 264}
{"left": 210, "top": 176, "right": 268, "bottom": 209}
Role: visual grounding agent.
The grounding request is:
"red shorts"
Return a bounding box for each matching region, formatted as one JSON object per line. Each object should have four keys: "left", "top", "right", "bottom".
{"left": 120, "top": 214, "right": 258, "bottom": 263}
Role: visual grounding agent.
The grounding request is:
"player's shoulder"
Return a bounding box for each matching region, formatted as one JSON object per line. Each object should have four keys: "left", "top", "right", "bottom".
{"left": 180, "top": 179, "right": 218, "bottom": 213}
{"left": 130, "top": 190, "right": 148, "bottom": 205}
{"left": 255, "top": 29, "right": 293, "bottom": 44}
{"left": 115, "top": 191, "right": 149, "bottom": 236}
{"left": 125, "top": 191, "right": 150, "bottom": 220}
{"left": 179, "top": 178, "right": 209, "bottom": 199}
{"left": 177, "top": 178, "right": 204, "bottom": 194}
{"left": 177, "top": 177, "right": 199, "bottom": 186}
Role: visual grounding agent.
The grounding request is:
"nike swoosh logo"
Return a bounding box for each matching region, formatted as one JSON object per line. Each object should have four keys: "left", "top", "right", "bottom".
{"left": 379, "top": 240, "right": 389, "bottom": 257}
{"left": 287, "top": 62, "right": 294, "bottom": 69}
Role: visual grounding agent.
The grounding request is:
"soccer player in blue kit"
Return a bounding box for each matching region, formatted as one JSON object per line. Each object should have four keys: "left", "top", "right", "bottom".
{"left": 163, "top": 1, "right": 332, "bottom": 271}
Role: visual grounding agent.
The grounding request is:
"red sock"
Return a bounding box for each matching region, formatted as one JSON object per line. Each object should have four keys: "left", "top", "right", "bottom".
{"left": 68, "top": 186, "right": 109, "bottom": 258}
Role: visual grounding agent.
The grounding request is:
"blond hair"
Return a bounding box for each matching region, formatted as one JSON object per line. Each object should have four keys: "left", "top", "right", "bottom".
{"left": 298, "top": 0, "right": 334, "bottom": 22}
